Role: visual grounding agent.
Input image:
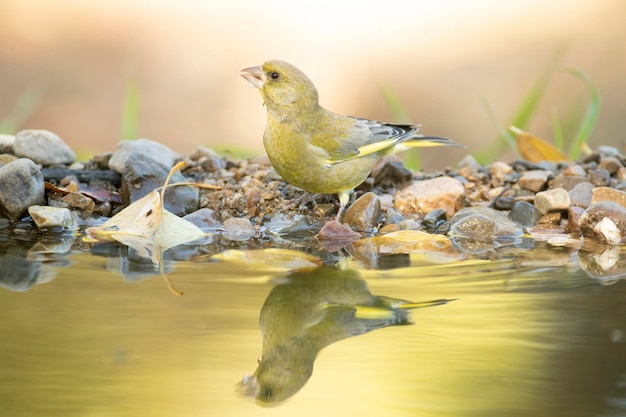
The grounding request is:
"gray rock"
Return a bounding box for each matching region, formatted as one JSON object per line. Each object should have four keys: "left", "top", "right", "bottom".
{"left": 13, "top": 129, "right": 76, "bottom": 165}
{"left": 0, "top": 158, "right": 44, "bottom": 220}
{"left": 534, "top": 187, "right": 571, "bottom": 214}
{"left": 509, "top": 200, "right": 539, "bottom": 227}
{"left": 568, "top": 182, "right": 594, "bottom": 208}
{"left": 579, "top": 201, "right": 626, "bottom": 245}
{"left": 120, "top": 152, "right": 199, "bottom": 216}
{"left": 183, "top": 208, "right": 221, "bottom": 231}
{"left": 589, "top": 168, "right": 610, "bottom": 187}
{"left": 449, "top": 206, "right": 524, "bottom": 242}
{"left": 109, "top": 139, "right": 179, "bottom": 174}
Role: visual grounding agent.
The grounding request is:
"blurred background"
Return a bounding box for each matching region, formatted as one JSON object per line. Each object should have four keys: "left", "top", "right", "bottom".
{"left": 0, "top": 0, "right": 624, "bottom": 167}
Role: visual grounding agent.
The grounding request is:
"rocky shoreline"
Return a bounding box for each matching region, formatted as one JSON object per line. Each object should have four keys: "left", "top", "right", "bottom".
{"left": 1, "top": 129, "right": 626, "bottom": 254}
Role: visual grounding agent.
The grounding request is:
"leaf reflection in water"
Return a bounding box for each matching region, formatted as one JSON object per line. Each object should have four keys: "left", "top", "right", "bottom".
{"left": 238, "top": 265, "right": 454, "bottom": 405}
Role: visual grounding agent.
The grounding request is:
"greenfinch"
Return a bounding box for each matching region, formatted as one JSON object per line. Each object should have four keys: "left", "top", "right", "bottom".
{"left": 239, "top": 266, "right": 454, "bottom": 404}
{"left": 241, "top": 59, "right": 462, "bottom": 219}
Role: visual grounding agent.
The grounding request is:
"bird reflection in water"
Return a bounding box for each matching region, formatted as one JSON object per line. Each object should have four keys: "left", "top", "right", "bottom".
{"left": 239, "top": 266, "right": 454, "bottom": 405}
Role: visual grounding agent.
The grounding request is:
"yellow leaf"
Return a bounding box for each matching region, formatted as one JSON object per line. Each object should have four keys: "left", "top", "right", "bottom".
{"left": 509, "top": 125, "right": 569, "bottom": 163}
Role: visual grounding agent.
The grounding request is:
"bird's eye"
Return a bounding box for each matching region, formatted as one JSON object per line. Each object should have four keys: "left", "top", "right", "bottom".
{"left": 269, "top": 72, "right": 280, "bottom": 80}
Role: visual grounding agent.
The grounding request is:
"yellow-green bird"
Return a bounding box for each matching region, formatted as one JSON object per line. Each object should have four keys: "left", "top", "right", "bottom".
{"left": 241, "top": 59, "right": 462, "bottom": 219}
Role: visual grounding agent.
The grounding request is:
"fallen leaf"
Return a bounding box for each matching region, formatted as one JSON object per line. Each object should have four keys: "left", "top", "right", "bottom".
{"left": 509, "top": 125, "right": 570, "bottom": 163}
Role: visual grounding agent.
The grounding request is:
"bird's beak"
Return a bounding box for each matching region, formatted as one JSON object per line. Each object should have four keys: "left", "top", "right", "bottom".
{"left": 241, "top": 66, "right": 265, "bottom": 89}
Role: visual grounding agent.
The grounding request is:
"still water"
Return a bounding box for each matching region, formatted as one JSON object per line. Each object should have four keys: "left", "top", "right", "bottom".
{"left": 1, "top": 236, "right": 626, "bottom": 417}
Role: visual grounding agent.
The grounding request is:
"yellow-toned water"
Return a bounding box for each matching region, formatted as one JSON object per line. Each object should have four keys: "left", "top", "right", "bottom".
{"left": 1, "top": 250, "right": 625, "bottom": 417}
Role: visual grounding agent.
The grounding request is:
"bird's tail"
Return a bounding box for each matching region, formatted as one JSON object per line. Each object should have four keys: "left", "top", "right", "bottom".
{"left": 404, "top": 135, "right": 465, "bottom": 148}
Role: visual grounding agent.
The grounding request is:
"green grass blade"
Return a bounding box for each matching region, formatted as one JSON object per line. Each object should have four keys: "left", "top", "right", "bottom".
{"left": 564, "top": 68, "right": 600, "bottom": 160}
{"left": 379, "top": 83, "right": 421, "bottom": 169}
{"left": 120, "top": 77, "right": 141, "bottom": 140}
{"left": 0, "top": 87, "right": 42, "bottom": 134}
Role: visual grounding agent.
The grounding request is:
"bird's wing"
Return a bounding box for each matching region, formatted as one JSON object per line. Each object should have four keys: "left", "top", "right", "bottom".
{"left": 324, "top": 118, "right": 418, "bottom": 165}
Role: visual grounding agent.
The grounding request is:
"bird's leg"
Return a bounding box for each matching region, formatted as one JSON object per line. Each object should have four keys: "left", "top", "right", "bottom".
{"left": 335, "top": 190, "right": 351, "bottom": 222}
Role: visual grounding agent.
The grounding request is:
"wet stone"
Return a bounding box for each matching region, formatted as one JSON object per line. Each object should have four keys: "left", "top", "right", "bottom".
{"left": 120, "top": 152, "right": 199, "bottom": 216}
{"left": 13, "top": 129, "right": 76, "bottom": 166}
{"left": 518, "top": 170, "right": 551, "bottom": 192}
{"left": 342, "top": 192, "right": 381, "bottom": 232}
{"left": 28, "top": 205, "right": 75, "bottom": 228}
{"left": 61, "top": 192, "right": 96, "bottom": 213}
{"left": 534, "top": 187, "right": 571, "bottom": 214}
{"left": 579, "top": 201, "right": 626, "bottom": 245}
{"left": 566, "top": 205, "right": 585, "bottom": 235}
{"left": 183, "top": 208, "right": 221, "bottom": 231}
{"left": 509, "top": 200, "right": 539, "bottom": 227}
{"left": 222, "top": 217, "right": 256, "bottom": 241}
{"left": 449, "top": 206, "right": 524, "bottom": 242}
{"left": 0, "top": 158, "right": 45, "bottom": 220}
{"left": 589, "top": 168, "right": 610, "bottom": 187}
{"left": 422, "top": 208, "right": 449, "bottom": 234}
{"left": 394, "top": 176, "right": 464, "bottom": 219}
{"left": 109, "top": 138, "right": 179, "bottom": 174}
{"left": 490, "top": 161, "right": 513, "bottom": 181}
{"left": 591, "top": 187, "right": 626, "bottom": 209}
{"left": 370, "top": 156, "right": 413, "bottom": 188}
{"left": 568, "top": 182, "right": 594, "bottom": 208}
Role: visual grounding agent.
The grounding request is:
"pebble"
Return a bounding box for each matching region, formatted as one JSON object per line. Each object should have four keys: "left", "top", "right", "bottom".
{"left": 0, "top": 158, "right": 45, "bottom": 220}
{"left": 370, "top": 156, "right": 413, "bottom": 188}
{"left": 183, "top": 208, "right": 221, "bottom": 231}
{"left": 579, "top": 202, "right": 626, "bottom": 245}
{"left": 342, "top": 192, "right": 381, "bottom": 232}
{"left": 120, "top": 152, "right": 199, "bottom": 216}
{"left": 548, "top": 172, "right": 589, "bottom": 191}
{"left": 517, "top": 170, "right": 551, "bottom": 192}
{"left": 61, "top": 192, "right": 96, "bottom": 213}
{"left": 393, "top": 176, "right": 465, "bottom": 219}
{"left": 534, "top": 187, "right": 571, "bottom": 214}
{"left": 188, "top": 146, "right": 227, "bottom": 172}
{"left": 598, "top": 156, "right": 623, "bottom": 174}
{"left": 449, "top": 206, "right": 524, "bottom": 241}
{"left": 589, "top": 168, "right": 610, "bottom": 187}
{"left": 13, "top": 129, "right": 76, "bottom": 165}
{"left": 509, "top": 200, "right": 539, "bottom": 227}
{"left": 0, "top": 134, "right": 14, "bottom": 153}
{"left": 222, "top": 217, "right": 257, "bottom": 241}
{"left": 28, "top": 205, "right": 76, "bottom": 228}
{"left": 591, "top": 187, "right": 626, "bottom": 209}
{"left": 0, "top": 154, "right": 18, "bottom": 165}
{"left": 490, "top": 161, "right": 513, "bottom": 181}
{"left": 108, "top": 139, "right": 179, "bottom": 174}
{"left": 568, "top": 182, "right": 594, "bottom": 208}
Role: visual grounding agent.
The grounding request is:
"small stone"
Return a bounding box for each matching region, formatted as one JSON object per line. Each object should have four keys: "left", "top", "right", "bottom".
{"left": 458, "top": 154, "right": 481, "bottom": 170}
{"left": 549, "top": 173, "right": 589, "bottom": 191}
{"left": 222, "top": 217, "right": 256, "bottom": 241}
{"left": 566, "top": 206, "right": 585, "bottom": 235}
{"left": 449, "top": 206, "right": 524, "bottom": 242}
{"left": 28, "top": 205, "right": 75, "bottom": 228}
{"left": 509, "top": 200, "right": 539, "bottom": 227}
{"left": 568, "top": 182, "right": 594, "bottom": 208}
{"left": 394, "top": 176, "right": 465, "bottom": 219}
{"left": 370, "top": 156, "right": 413, "bottom": 188}
{"left": 422, "top": 208, "right": 449, "bottom": 233}
{"left": 13, "top": 129, "right": 76, "bottom": 165}
{"left": 598, "top": 156, "right": 623, "bottom": 174}
{"left": 591, "top": 187, "right": 626, "bottom": 209}
{"left": 0, "top": 134, "right": 14, "bottom": 153}
{"left": 579, "top": 201, "right": 626, "bottom": 245}
{"left": 109, "top": 139, "right": 179, "bottom": 174}
{"left": 597, "top": 146, "right": 621, "bottom": 158}
{"left": 562, "top": 164, "right": 587, "bottom": 176}
{"left": 518, "top": 170, "right": 551, "bottom": 192}
{"left": 342, "top": 192, "right": 381, "bottom": 232}
{"left": 183, "top": 208, "right": 221, "bottom": 231}
{"left": 61, "top": 192, "right": 96, "bottom": 213}
{"left": 189, "top": 146, "right": 226, "bottom": 172}
{"left": 589, "top": 168, "right": 610, "bottom": 187}
{"left": 534, "top": 188, "right": 571, "bottom": 214}
{"left": 618, "top": 167, "right": 626, "bottom": 181}
{"left": 539, "top": 211, "right": 562, "bottom": 225}
{"left": 0, "top": 154, "right": 18, "bottom": 166}
{"left": 0, "top": 158, "right": 45, "bottom": 220}
{"left": 490, "top": 161, "right": 513, "bottom": 181}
